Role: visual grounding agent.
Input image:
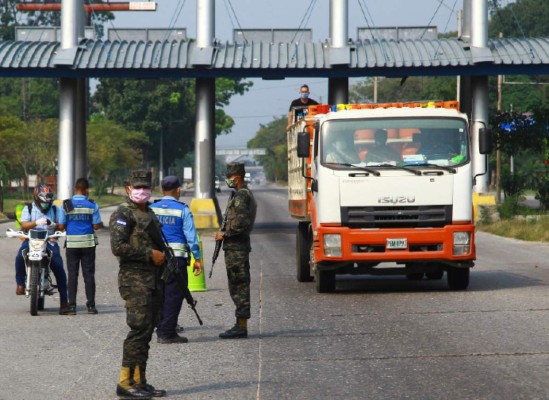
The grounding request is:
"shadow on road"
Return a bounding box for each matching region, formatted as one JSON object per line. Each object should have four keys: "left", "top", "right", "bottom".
{"left": 331, "top": 269, "right": 545, "bottom": 294}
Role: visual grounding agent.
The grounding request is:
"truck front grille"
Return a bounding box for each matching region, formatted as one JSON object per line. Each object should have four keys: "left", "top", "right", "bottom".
{"left": 341, "top": 205, "right": 452, "bottom": 229}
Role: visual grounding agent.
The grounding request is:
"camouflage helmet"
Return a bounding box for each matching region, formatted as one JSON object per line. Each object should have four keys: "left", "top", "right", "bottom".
{"left": 129, "top": 170, "right": 152, "bottom": 188}
{"left": 225, "top": 162, "right": 245, "bottom": 178}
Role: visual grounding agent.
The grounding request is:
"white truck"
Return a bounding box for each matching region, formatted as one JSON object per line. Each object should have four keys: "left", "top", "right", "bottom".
{"left": 287, "top": 101, "right": 492, "bottom": 292}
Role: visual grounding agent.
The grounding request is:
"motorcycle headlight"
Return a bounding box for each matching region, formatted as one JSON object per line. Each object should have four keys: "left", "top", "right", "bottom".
{"left": 29, "top": 239, "right": 44, "bottom": 251}
{"left": 323, "top": 234, "right": 342, "bottom": 257}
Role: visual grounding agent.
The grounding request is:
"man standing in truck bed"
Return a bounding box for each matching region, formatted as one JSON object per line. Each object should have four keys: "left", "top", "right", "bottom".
{"left": 287, "top": 84, "right": 318, "bottom": 129}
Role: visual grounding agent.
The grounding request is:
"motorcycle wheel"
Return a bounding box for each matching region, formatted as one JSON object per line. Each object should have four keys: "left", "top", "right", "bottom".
{"left": 29, "top": 263, "right": 40, "bottom": 316}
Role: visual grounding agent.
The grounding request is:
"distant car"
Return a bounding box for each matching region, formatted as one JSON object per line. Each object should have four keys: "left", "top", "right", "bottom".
{"left": 214, "top": 176, "right": 221, "bottom": 193}
{"left": 244, "top": 172, "right": 251, "bottom": 185}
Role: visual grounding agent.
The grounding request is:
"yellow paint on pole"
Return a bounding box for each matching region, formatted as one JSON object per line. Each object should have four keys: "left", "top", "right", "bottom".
{"left": 472, "top": 193, "right": 496, "bottom": 221}
{"left": 189, "top": 198, "right": 219, "bottom": 229}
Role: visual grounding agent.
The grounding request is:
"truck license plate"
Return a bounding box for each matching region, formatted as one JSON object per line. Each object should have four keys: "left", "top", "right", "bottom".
{"left": 386, "top": 238, "right": 407, "bottom": 249}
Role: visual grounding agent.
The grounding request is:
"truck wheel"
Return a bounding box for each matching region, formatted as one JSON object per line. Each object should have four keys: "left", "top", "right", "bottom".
{"left": 405, "top": 263, "right": 424, "bottom": 280}
{"left": 296, "top": 222, "right": 313, "bottom": 282}
{"left": 426, "top": 270, "right": 444, "bottom": 280}
{"left": 447, "top": 267, "right": 469, "bottom": 290}
{"left": 315, "top": 268, "right": 335, "bottom": 293}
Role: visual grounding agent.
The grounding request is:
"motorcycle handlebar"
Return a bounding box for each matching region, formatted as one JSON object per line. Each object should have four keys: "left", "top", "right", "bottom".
{"left": 6, "top": 228, "right": 66, "bottom": 239}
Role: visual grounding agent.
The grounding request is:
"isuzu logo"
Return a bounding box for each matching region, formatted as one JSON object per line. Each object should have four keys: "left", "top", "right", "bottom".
{"left": 378, "top": 196, "right": 416, "bottom": 204}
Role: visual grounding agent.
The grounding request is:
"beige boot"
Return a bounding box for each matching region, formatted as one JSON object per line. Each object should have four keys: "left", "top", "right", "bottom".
{"left": 116, "top": 366, "right": 152, "bottom": 399}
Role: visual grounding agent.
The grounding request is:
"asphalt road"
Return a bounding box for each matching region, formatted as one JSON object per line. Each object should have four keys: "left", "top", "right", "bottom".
{"left": 1, "top": 185, "right": 549, "bottom": 400}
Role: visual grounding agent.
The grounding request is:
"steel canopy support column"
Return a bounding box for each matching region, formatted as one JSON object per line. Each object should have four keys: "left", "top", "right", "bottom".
{"left": 191, "top": 0, "right": 219, "bottom": 230}
{"left": 196, "top": 0, "right": 214, "bottom": 48}
{"left": 328, "top": 0, "right": 349, "bottom": 104}
{"left": 471, "top": 0, "right": 489, "bottom": 193}
{"left": 74, "top": 9, "right": 87, "bottom": 181}
{"left": 328, "top": 78, "right": 349, "bottom": 105}
{"left": 459, "top": 0, "right": 472, "bottom": 119}
{"left": 57, "top": 0, "right": 83, "bottom": 199}
{"left": 194, "top": 78, "right": 215, "bottom": 199}
{"left": 74, "top": 78, "right": 87, "bottom": 180}
{"left": 58, "top": 79, "right": 76, "bottom": 199}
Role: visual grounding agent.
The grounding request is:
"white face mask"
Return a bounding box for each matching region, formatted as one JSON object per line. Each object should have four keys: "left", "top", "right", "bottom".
{"left": 129, "top": 188, "right": 152, "bottom": 204}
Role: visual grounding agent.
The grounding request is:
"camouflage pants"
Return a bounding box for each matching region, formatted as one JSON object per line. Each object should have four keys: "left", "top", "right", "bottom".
{"left": 224, "top": 249, "right": 251, "bottom": 319}
{"left": 119, "top": 282, "right": 163, "bottom": 367}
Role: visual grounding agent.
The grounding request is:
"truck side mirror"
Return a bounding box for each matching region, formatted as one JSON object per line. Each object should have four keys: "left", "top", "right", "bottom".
{"left": 479, "top": 127, "right": 492, "bottom": 154}
{"left": 297, "top": 130, "right": 310, "bottom": 158}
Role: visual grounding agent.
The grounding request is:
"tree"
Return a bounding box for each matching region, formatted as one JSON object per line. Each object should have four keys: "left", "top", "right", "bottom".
{"left": 247, "top": 116, "right": 287, "bottom": 182}
{"left": 0, "top": 79, "right": 60, "bottom": 121}
{"left": 87, "top": 115, "right": 149, "bottom": 196}
{"left": 92, "top": 77, "right": 252, "bottom": 173}
{"left": 492, "top": 108, "right": 549, "bottom": 206}
{"left": 489, "top": 0, "right": 549, "bottom": 38}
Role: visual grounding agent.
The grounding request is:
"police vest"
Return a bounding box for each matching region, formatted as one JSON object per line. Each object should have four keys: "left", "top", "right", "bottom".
{"left": 64, "top": 197, "right": 96, "bottom": 248}
{"left": 150, "top": 199, "right": 190, "bottom": 258}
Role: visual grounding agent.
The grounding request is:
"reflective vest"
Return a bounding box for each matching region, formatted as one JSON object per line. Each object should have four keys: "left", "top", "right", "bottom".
{"left": 150, "top": 198, "right": 191, "bottom": 258}
{"left": 65, "top": 197, "right": 96, "bottom": 248}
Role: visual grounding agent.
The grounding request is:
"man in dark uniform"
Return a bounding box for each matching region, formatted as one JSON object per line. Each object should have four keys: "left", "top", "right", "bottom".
{"left": 287, "top": 84, "right": 318, "bottom": 129}
{"left": 58, "top": 177, "right": 102, "bottom": 315}
{"left": 215, "top": 163, "right": 257, "bottom": 339}
{"left": 110, "top": 170, "right": 166, "bottom": 399}
{"left": 150, "top": 175, "right": 202, "bottom": 344}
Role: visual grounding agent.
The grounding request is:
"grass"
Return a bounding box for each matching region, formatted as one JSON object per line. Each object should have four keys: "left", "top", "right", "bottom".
{"left": 477, "top": 215, "right": 549, "bottom": 242}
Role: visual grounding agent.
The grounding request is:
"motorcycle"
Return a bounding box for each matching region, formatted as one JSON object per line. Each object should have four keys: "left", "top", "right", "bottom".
{"left": 6, "top": 228, "right": 65, "bottom": 316}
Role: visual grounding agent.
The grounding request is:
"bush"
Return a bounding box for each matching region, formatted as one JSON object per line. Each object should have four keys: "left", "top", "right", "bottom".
{"left": 497, "top": 194, "right": 524, "bottom": 219}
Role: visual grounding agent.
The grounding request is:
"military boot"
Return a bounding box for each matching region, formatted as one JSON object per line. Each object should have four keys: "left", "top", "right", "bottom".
{"left": 134, "top": 365, "right": 166, "bottom": 397}
{"left": 219, "top": 318, "right": 248, "bottom": 339}
{"left": 116, "top": 366, "right": 152, "bottom": 399}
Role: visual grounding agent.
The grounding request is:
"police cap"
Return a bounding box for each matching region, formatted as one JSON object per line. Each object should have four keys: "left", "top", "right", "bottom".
{"left": 129, "top": 170, "right": 152, "bottom": 188}
{"left": 161, "top": 175, "right": 181, "bottom": 191}
{"left": 225, "top": 162, "right": 245, "bottom": 178}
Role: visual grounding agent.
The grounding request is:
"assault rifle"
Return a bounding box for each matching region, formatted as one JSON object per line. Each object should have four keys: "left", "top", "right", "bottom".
{"left": 209, "top": 190, "right": 235, "bottom": 278}
{"left": 146, "top": 221, "right": 203, "bottom": 325}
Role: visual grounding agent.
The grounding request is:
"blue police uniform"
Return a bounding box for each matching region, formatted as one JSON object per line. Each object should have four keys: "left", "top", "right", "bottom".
{"left": 15, "top": 203, "right": 68, "bottom": 304}
{"left": 58, "top": 194, "right": 102, "bottom": 310}
{"left": 150, "top": 196, "right": 200, "bottom": 339}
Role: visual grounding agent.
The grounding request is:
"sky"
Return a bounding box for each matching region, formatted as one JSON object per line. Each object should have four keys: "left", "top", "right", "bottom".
{"left": 108, "top": 0, "right": 469, "bottom": 148}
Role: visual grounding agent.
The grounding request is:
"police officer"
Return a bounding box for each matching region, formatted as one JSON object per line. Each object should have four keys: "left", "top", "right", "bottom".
{"left": 110, "top": 170, "right": 165, "bottom": 399}
{"left": 215, "top": 163, "right": 257, "bottom": 339}
{"left": 58, "top": 178, "right": 102, "bottom": 315}
{"left": 15, "top": 183, "right": 70, "bottom": 315}
{"left": 150, "top": 175, "right": 202, "bottom": 344}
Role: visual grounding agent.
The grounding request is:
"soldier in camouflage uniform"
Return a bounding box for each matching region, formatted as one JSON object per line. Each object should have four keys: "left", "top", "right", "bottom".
{"left": 215, "top": 163, "right": 257, "bottom": 339}
{"left": 110, "top": 170, "right": 166, "bottom": 399}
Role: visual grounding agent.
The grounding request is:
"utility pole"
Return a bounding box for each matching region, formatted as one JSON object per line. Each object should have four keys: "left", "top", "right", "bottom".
{"left": 496, "top": 32, "right": 503, "bottom": 203}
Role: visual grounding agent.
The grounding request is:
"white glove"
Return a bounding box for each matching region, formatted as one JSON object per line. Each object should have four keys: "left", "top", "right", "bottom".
{"left": 35, "top": 218, "right": 48, "bottom": 226}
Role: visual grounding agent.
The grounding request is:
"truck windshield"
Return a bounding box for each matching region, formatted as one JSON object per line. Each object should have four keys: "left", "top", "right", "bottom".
{"left": 321, "top": 117, "right": 469, "bottom": 168}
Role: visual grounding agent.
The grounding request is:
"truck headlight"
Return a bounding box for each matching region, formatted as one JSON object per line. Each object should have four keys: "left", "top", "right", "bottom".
{"left": 323, "top": 234, "right": 342, "bottom": 257}
{"left": 453, "top": 232, "right": 470, "bottom": 255}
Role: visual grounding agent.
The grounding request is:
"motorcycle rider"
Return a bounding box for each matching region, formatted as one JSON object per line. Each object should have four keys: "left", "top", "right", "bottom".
{"left": 15, "top": 183, "right": 70, "bottom": 315}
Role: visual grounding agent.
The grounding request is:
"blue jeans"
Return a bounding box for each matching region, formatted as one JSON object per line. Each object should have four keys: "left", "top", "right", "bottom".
{"left": 15, "top": 240, "right": 68, "bottom": 304}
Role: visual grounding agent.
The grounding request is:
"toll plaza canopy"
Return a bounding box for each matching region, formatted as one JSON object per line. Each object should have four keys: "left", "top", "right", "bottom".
{"left": 0, "top": 36, "right": 548, "bottom": 78}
